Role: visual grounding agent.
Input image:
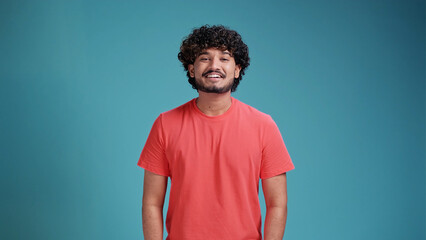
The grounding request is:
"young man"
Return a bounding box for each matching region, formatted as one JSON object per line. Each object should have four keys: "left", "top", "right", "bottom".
{"left": 138, "top": 25, "right": 295, "bottom": 240}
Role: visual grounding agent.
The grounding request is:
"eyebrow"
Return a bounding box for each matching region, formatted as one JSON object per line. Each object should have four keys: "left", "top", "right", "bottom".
{"left": 199, "top": 51, "right": 232, "bottom": 56}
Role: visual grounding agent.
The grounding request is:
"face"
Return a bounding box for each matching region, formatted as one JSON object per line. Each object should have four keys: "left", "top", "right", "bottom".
{"left": 188, "top": 48, "right": 241, "bottom": 93}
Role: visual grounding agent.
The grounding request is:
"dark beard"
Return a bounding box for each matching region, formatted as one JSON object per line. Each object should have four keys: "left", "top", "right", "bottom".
{"left": 195, "top": 78, "right": 234, "bottom": 94}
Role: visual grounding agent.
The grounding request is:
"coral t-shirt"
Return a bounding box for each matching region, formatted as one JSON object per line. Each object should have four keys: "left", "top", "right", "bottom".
{"left": 138, "top": 97, "right": 294, "bottom": 240}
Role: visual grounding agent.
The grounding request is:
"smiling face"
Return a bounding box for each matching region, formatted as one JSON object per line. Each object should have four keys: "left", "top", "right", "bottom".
{"left": 188, "top": 48, "right": 241, "bottom": 94}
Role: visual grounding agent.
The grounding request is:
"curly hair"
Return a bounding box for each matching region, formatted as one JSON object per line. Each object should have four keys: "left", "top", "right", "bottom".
{"left": 178, "top": 25, "right": 250, "bottom": 92}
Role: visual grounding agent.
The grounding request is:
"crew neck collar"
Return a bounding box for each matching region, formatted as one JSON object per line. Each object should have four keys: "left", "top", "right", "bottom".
{"left": 191, "top": 97, "right": 236, "bottom": 120}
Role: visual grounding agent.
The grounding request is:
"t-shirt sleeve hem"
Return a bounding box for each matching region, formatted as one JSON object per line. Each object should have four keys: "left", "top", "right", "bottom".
{"left": 138, "top": 160, "right": 170, "bottom": 177}
{"left": 260, "top": 165, "right": 295, "bottom": 179}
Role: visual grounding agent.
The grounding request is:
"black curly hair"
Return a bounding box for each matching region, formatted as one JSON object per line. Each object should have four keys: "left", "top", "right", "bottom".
{"left": 178, "top": 25, "right": 250, "bottom": 92}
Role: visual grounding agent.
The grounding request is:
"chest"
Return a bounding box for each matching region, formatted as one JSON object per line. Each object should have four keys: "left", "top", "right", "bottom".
{"left": 164, "top": 118, "right": 263, "bottom": 179}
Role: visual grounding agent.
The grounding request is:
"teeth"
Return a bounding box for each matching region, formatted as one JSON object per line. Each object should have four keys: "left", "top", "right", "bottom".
{"left": 207, "top": 74, "right": 221, "bottom": 78}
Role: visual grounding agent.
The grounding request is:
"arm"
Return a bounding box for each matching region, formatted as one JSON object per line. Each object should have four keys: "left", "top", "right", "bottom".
{"left": 262, "top": 173, "right": 288, "bottom": 240}
{"left": 142, "top": 170, "right": 168, "bottom": 240}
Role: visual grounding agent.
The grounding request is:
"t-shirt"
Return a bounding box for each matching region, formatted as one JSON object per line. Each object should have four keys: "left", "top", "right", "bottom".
{"left": 138, "top": 97, "right": 294, "bottom": 240}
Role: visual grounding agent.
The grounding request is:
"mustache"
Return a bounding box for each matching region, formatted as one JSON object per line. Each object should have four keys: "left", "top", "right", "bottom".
{"left": 202, "top": 70, "right": 225, "bottom": 78}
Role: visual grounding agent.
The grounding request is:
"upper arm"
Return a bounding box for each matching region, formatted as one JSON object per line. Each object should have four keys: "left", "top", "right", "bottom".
{"left": 142, "top": 170, "right": 168, "bottom": 208}
{"left": 261, "top": 173, "right": 288, "bottom": 208}
{"left": 259, "top": 117, "right": 294, "bottom": 179}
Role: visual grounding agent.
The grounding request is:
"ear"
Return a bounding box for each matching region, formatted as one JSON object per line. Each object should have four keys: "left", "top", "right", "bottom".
{"left": 234, "top": 65, "right": 241, "bottom": 79}
{"left": 188, "top": 64, "right": 195, "bottom": 78}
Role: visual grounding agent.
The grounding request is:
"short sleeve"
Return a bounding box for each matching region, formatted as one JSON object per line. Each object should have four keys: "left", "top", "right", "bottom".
{"left": 260, "top": 116, "right": 295, "bottom": 179}
{"left": 137, "top": 114, "right": 170, "bottom": 177}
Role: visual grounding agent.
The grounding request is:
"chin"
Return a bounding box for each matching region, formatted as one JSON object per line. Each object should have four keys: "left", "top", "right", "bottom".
{"left": 195, "top": 78, "right": 234, "bottom": 94}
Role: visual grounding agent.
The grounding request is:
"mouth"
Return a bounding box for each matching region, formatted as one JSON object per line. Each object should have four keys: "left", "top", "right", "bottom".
{"left": 203, "top": 71, "right": 225, "bottom": 79}
{"left": 206, "top": 74, "right": 222, "bottom": 78}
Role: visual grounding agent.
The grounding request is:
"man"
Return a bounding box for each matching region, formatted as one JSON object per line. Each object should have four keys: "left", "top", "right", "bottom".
{"left": 138, "top": 25, "right": 294, "bottom": 240}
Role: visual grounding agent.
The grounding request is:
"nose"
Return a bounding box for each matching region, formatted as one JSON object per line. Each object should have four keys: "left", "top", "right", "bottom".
{"left": 208, "top": 56, "right": 221, "bottom": 70}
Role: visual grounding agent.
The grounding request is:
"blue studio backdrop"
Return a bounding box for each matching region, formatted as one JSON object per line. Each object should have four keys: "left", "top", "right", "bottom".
{"left": 1, "top": 0, "right": 425, "bottom": 239}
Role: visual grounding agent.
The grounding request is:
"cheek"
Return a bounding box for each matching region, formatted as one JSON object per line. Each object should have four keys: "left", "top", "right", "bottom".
{"left": 192, "top": 64, "right": 201, "bottom": 76}
{"left": 196, "top": 67, "right": 208, "bottom": 77}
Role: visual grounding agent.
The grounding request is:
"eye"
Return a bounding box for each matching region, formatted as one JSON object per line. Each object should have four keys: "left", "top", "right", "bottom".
{"left": 221, "top": 58, "right": 229, "bottom": 61}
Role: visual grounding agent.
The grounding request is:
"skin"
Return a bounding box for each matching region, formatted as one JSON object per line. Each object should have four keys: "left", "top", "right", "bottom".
{"left": 188, "top": 48, "right": 241, "bottom": 116}
{"left": 262, "top": 173, "right": 289, "bottom": 240}
{"left": 142, "top": 48, "right": 289, "bottom": 239}
{"left": 189, "top": 48, "right": 241, "bottom": 94}
{"left": 142, "top": 171, "right": 168, "bottom": 240}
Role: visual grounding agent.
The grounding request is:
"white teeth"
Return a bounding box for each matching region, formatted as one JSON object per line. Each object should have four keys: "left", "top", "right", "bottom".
{"left": 207, "top": 74, "right": 221, "bottom": 78}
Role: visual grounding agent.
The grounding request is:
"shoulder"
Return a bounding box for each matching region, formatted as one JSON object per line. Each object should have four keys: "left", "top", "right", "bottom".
{"left": 233, "top": 97, "right": 274, "bottom": 124}
{"left": 156, "top": 98, "right": 195, "bottom": 124}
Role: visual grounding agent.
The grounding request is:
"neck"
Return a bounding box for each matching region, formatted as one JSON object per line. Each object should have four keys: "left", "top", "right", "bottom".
{"left": 196, "top": 91, "right": 232, "bottom": 116}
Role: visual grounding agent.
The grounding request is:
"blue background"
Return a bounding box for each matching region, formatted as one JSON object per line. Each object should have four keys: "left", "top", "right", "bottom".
{"left": 1, "top": 0, "right": 424, "bottom": 239}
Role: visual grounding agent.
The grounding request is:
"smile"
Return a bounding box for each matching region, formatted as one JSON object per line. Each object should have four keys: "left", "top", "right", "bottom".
{"left": 203, "top": 70, "right": 225, "bottom": 78}
{"left": 206, "top": 74, "right": 222, "bottom": 78}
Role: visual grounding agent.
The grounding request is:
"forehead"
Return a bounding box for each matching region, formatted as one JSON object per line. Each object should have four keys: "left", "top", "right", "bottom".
{"left": 198, "top": 48, "right": 232, "bottom": 56}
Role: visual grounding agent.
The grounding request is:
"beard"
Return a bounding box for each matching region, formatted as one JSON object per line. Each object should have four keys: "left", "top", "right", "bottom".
{"left": 195, "top": 79, "right": 234, "bottom": 93}
{"left": 194, "top": 70, "right": 235, "bottom": 93}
